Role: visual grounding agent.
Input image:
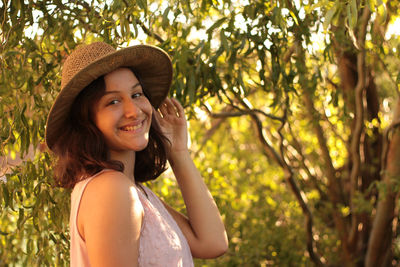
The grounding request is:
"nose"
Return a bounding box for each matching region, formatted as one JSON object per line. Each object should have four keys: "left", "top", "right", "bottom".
{"left": 123, "top": 99, "right": 142, "bottom": 118}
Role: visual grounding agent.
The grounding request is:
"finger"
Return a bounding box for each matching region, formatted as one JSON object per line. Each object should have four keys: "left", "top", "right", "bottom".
{"left": 158, "top": 101, "right": 169, "bottom": 117}
{"left": 170, "top": 98, "right": 185, "bottom": 118}
{"left": 153, "top": 107, "right": 163, "bottom": 122}
{"left": 164, "top": 98, "right": 178, "bottom": 116}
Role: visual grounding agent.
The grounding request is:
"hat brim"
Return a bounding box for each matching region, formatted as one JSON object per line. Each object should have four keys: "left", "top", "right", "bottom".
{"left": 45, "top": 45, "right": 172, "bottom": 151}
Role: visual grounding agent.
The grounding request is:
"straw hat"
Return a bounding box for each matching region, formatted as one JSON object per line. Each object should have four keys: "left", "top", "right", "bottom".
{"left": 45, "top": 42, "right": 173, "bottom": 151}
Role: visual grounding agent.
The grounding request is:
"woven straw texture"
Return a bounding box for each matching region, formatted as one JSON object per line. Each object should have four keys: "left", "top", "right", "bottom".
{"left": 61, "top": 43, "right": 116, "bottom": 89}
{"left": 45, "top": 42, "right": 173, "bottom": 151}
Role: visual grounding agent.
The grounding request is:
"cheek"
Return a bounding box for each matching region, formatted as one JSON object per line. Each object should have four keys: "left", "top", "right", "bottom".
{"left": 94, "top": 110, "right": 114, "bottom": 134}
{"left": 141, "top": 98, "right": 153, "bottom": 118}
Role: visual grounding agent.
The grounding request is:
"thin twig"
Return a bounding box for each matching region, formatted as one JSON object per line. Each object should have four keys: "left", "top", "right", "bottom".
{"left": 206, "top": 108, "right": 283, "bottom": 122}
{"left": 326, "top": 77, "right": 339, "bottom": 90}
{"left": 348, "top": 6, "right": 371, "bottom": 248}
{"left": 249, "top": 113, "right": 284, "bottom": 167}
{"left": 135, "top": 18, "right": 165, "bottom": 43}
{"left": 283, "top": 44, "right": 296, "bottom": 63}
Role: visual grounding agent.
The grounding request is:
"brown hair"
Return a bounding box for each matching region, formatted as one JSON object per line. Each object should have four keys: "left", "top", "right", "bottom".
{"left": 52, "top": 70, "right": 169, "bottom": 188}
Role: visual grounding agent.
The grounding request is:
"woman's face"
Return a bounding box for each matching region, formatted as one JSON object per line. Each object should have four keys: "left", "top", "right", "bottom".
{"left": 93, "top": 68, "right": 153, "bottom": 154}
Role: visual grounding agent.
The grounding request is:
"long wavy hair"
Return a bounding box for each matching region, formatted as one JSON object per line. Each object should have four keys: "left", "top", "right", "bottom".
{"left": 52, "top": 69, "right": 169, "bottom": 188}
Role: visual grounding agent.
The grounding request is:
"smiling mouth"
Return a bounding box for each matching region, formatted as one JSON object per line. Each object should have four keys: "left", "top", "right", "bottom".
{"left": 120, "top": 121, "right": 143, "bottom": 131}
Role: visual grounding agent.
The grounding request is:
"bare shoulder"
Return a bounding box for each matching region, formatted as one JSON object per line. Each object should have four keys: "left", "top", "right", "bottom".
{"left": 82, "top": 171, "right": 139, "bottom": 203}
{"left": 88, "top": 170, "right": 135, "bottom": 189}
{"left": 78, "top": 170, "right": 143, "bottom": 241}
{"left": 81, "top": 170, "right": 142, "bottom": 211}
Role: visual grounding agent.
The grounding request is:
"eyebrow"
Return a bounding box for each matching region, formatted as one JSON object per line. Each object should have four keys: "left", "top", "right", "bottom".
{"left": 103, "top": 82, "right": 142, "bottom": 95}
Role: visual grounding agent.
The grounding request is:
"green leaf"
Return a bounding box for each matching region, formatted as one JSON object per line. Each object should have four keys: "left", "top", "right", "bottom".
{"left": 120, "top": 16, "right": 126, "bottom": 36}
{"left": 132, "top": 19, "right": 138, "bottom": 38}
{"left": 307, "top": 1, "right": 324, "bottom": 14}
{"left": 188, "top": 72, "right": 196, "bottom": 104}
{"left": 289, "top": 10, "right": 299, "bottom": 26}
{"left": 26, "top": 238, "right": 33, "bottom": 255}
{"left": 162, "top": 7, "right": 171, "bottom": 30}
{"left": 17, "top": 208, "right": 25, "bottom": 228}
{"left": 206, "top": 17, "right": 227, "bottom": 36}
{"left": 377, "top": 0, "right": 387, "bottom": 22}
{"left": 175, "top": 79, "right": 184, "bottom": 98}
{"left": 323, "top": 7, "right": 337, "bottom": 30}
{"left": 220, "top": 30, "right": 229, "bottom": 53}
{"left": 349, "top": 0, "right": 358, "bottom": 28}
{"left": 49, "top": 233, "right": 58, "bottom": 244}
{"left": 137, "top": 0, "right": 147, "bottom": 14}
{"left": 184, "top": 0, "right": 194, "bottom": 15}
{"left": 2, "top": 183, "right": 10, "bottom": 208}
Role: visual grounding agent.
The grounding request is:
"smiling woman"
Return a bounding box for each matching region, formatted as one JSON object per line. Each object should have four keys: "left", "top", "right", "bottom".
{"left": 45, "top": 42, "right": 228, "bottom": 267}
{"left": 94, "top": 68, "right": 153, "bottom": 154}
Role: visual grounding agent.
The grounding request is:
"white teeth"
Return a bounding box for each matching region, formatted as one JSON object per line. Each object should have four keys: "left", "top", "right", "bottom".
{"left": 121, "top": 122, "right": 142, "bottom": 131}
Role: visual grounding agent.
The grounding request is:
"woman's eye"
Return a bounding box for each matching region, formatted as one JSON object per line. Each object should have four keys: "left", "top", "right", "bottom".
{"left": 108, "top": 99, "right": 119, "bottom": 105}
{"left": 132, "top": 93, "right": 142, "bottom": 98}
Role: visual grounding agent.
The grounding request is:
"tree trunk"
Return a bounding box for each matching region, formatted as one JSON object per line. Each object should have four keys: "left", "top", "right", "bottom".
{"left": 365, "top": 98, "right": 400, "bottom": 267}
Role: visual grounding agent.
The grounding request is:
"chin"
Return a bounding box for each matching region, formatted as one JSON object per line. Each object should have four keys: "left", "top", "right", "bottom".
{"left": 134, "top": 145, "right": 148, "bottom": 152}
{"left": 132, "top": 140, "right": 149, "bottom": 152}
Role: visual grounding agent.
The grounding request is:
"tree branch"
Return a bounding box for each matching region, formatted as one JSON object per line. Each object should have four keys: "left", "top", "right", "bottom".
{"left": 283, "top": 44, "right": 296, "bottom": 63}
{"left": 278, "top": 95, "right": 324, "bottom": 265}
{"left": 348, "top": 6, "right": 371, "bottom": 248}
{"left": 326, "top": 77, "right": 339, "bottom": 90}
{"left": 301, "top": 80, "right": 343, "bottom": 197}
{"left": 281, "top": 165, "right": 324, "bottom": 266}
{"left": 241, "top": 89, "right": 324, "bottom": 265}
{"left": 135, "top": 18, "right": 165, "bottom": 44}
{"left": 249, "top": 113, "right": 284, "bottom": 167}
{"left": 366, "top": 98, "right": 400, "bottom": 267}
{"left": 207, "top": 108, "right": 284, "bottom": 122}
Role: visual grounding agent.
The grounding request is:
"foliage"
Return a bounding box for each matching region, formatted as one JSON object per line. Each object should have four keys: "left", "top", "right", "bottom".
{"left": 1, "top": 0, "right": 400, "bottom": 266}
{"left": 152, "top": 111, "right": 311, "bottom": 266}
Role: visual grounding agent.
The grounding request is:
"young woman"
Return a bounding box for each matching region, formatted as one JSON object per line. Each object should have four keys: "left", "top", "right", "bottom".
{"left": 45, "top": 42, "right": 228, "bottom": 266}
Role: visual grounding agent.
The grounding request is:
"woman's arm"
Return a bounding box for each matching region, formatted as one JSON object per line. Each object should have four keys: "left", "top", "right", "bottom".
{"left": 78, "top": 171, "right": 143, "bottom": 266}
{"left": 156, "top": 98, "right": 228, "bottom": 258}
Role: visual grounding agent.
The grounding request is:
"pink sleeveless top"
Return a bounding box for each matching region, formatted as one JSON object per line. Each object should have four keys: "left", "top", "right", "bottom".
{"left": 70, "top": 170, "right": 194, "bottom": 267}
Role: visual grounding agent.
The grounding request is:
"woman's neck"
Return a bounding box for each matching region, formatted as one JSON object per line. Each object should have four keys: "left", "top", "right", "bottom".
{"left": 109, "top": 150, "right": 136, "bottom": 181}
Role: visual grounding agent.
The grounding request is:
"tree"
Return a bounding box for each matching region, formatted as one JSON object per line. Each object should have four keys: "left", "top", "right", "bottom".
{"left": 1, "top": 0, "right": 400, "bottom": 266}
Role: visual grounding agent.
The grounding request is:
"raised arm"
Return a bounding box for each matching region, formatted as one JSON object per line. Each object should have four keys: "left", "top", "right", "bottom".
{"left": 155, "top": 98, "right": 228, "bottom": 258}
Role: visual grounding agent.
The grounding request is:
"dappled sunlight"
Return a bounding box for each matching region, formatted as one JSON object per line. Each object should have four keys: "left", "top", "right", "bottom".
{"left": 2, "top": 0, "right": 400, "bottom": 265}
